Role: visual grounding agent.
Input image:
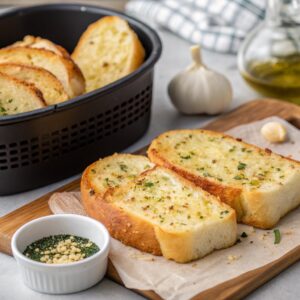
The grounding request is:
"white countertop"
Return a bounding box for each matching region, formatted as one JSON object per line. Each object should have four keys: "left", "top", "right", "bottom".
{"left": 1, "top": 27, "right": 299, "bottom": 300}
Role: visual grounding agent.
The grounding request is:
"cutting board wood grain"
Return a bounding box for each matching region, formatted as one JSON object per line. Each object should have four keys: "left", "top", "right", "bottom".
{"left": 1, "top": 99, "right": 300, "bottom": 300}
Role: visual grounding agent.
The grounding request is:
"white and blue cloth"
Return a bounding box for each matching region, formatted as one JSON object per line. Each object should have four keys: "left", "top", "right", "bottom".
{"left": 126, "top": 0, "right": 266, "bottom": 53}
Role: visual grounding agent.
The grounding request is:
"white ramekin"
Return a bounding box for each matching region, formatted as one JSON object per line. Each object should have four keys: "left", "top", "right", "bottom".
{"left": 11, "top": 214, "right": 110, "bottom": 294}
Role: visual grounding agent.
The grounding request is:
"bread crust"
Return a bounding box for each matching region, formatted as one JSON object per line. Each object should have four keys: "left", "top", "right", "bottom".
{"left": 0, "top": 47, "right": 85, "bottom": 98}
{"left": 81, "top": 167, "right": 162, "bottom": 255}
{"left": 9, "top": 35, "right": 70, "bottom": 58}
{"left": 0, "top": 72, "right": 46, "bottom": 115}
{"left": 0, "top": 63, "right": 68, "bottom": 105}
{"left": 148, "top": 129, "right": 300, "bottom": 229}
{"left": 81, "top": 161, "right": 237, "bottom": 262}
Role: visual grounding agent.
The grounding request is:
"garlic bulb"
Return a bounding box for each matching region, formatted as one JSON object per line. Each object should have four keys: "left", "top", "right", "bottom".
{"left": 168, "top": 45, "right": 233, "bottom": 115}
{"left": 261, "top": 122, "right": 287, "bottom": 143}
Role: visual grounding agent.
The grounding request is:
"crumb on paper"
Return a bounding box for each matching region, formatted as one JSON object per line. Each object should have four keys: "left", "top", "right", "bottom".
{"left": 259, "top": 232, "right": 269, "bottom": 241}
{"left": 227, "top": 255, "right": 241, "bottom": 264}
{"left": 191, "top": 263, "right": 198, "bottom": 268}
{"left": 284, "top": 230, "right": 293, "bottom": 235}
{"left": 129, "top": 253, "right": 155, "bottom": 261}
{"left": 248, "top": 226, "right": 256, "bottom": 234}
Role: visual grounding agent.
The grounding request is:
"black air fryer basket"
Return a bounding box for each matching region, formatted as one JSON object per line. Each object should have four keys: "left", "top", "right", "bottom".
{"left": 0, "top": 4, "right": 162, "bottom": 195}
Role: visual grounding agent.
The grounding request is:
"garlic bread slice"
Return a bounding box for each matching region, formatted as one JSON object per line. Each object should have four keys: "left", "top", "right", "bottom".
{"left": 72, "top": 16, "right": 145, "bottom": 92}
{"left": 0, "top": 72, "right": 45, "bottom": 116}
{"left": 82, "top": 166, "right": 236, "bottom": 263}
{"left": 0, "top": 47, "right": 85, "bottom": 98}
{"left": 148, "top": 129, "right": 300, "bottom": 229}
{"left": 9, "top": 35, "right": 70, "bottom": 58}
{"left": 0, "top": 63, "right": 68, "bottom": 105}
{"left": 81, "top": 153, "right": 154, "bottom": 205}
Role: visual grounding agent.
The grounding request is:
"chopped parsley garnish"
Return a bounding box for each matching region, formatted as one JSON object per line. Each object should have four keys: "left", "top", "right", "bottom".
{"left": 203, "top": 172, "right": 212, "bottom": 177}
{"left": 144, "top": 181, "right": 154, "bottom": 188}
{"left": 23, "top": 235, "right": 99, "bottom": 263}
{"left": 237, "top": 162, "right": 247, "bottom": 170}
{"left": 229, "top": 146, "right": 236, "bottom": 152}
{"left": 250, "top": 180, "right": 260, "bottom": 186}
{"left": 274, "top": 229, "right": 281, "bottom": 244}
{"left": 104, "top": 177, "right": 116, "bottom": 187}
{"left": 180, "top": 154, "right": 191, "bottom": 159}
{"left": 119, "top": 164, "right": 128, "bottom": 172}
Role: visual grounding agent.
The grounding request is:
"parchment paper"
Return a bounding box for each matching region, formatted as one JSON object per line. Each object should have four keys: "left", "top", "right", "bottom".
{"left": 49, "top": 116, "right": 300, "bottom": 300}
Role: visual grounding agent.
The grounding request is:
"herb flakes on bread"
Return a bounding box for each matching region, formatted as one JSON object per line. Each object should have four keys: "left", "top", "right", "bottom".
{"left": 148, "top": 129, "right": 300, "bottom": 229}
{"left": 72, "top": 16, "right": 145, "bottom": 92}
{"left": 81, "top": 154, "right": 237, "bottom": 263}
{"left": 0, "top": 72, "right": 45, "bottom": 115}
{"left": 0, "top": 63, "right": 68, "bottom": 105}
{"left": 0, "top": 47, "right": 85, "bottom": 98}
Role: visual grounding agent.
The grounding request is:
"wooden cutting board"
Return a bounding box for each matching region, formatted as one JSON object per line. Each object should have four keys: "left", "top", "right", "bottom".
{"left": 1, "top": 98, "right": 300, "bottom": 300}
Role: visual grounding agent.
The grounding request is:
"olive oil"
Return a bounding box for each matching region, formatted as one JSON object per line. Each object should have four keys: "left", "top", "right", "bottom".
{"left": 241, "top": 55, "right": 300, "bottom": 105}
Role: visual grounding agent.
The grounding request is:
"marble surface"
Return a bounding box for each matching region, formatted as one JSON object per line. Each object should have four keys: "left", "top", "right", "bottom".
{"left": 1, "top": 25, "right": 299, "bottom": 300}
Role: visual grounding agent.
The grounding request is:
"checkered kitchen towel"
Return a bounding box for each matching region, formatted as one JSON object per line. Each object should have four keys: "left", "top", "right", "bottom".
{"left": 126, "top": 0, "right": 266, "bottom": 53}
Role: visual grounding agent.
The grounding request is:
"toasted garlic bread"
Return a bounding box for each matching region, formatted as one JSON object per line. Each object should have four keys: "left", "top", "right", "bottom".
{"left": 82, "top": 165, "right": 237, "bottom": 263}
{"left": 81, "top": 153, "right": 154, "bottom": 210}
{"left": 72, "top": 16, "right": 145, "bottom": 92}
{"left": 0, "top": 72, "right": 45, "bottom": 115}
{"left": 9, "top": 35, "right": 70, "bottom": 58}
{"left": 148, "top": 129, "right": 300, "bottom": 229}
{"left": 0, "top": 63, "right": 68, "bottom": 105}
{"left": 0, "top": 47, "right": 85, "bottom": 98}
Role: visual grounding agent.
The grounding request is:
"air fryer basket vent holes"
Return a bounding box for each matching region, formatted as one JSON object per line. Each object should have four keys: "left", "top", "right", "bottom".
{"left": 0, "top": 85, "right": 152, "bottom": 170}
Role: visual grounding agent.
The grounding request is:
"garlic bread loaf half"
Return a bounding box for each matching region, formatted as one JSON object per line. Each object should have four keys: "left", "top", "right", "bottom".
{"left": 0, "top": 47, "right": 85, "bottom": 98}
{"left": 148, "top": 129, "right": 300, "bottom": 229}
{"left": 9, "top": 35, "right": 70, "bottom": 58}
{"left": 82, "top": 164, "right": 237, "bottom": 263}
{"left": 0, "top": 72, "right": 45, "bottom": 115}
{"left": 0, "top": 63, "right": 68, "bottom": 105}
{"left": 72, "top": 16, "right": 145, "bottom": 92}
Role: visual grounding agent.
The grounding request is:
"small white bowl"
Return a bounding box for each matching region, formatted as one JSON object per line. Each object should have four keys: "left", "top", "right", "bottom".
{"left": 11, "top": 214, "right": 110, "bottom": 294}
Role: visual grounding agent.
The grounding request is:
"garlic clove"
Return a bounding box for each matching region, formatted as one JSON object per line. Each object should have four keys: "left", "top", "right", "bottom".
{"left": 260, "top": 122, "right": 287, "bottom": 143}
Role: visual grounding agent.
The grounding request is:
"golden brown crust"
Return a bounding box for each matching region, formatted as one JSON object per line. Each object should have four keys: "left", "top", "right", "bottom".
{"left": 148, "top": 148, "right": 244, "bottom": 220}
{"left": 81, "top": 162, "right": 237, "bottom": 260}
{"left": 81, "top": 170, "right": 162, "bottom": 255}
{"left": 147, "top": 129, "right": 300, "bottom": 228}
{"left": 0, "top": 72, "right": 46, "bottom": 113}
{"left": 0, "top": 71, "right": 46, "bottom": 104}
{"left": 0, "top": 63, "right": 68, "bottom": 104}
{"left": 8, "top": 35, "right": 71, "bottom": 58}
{"left": 0, "top": 47, "right": 85, "bottom": 97}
